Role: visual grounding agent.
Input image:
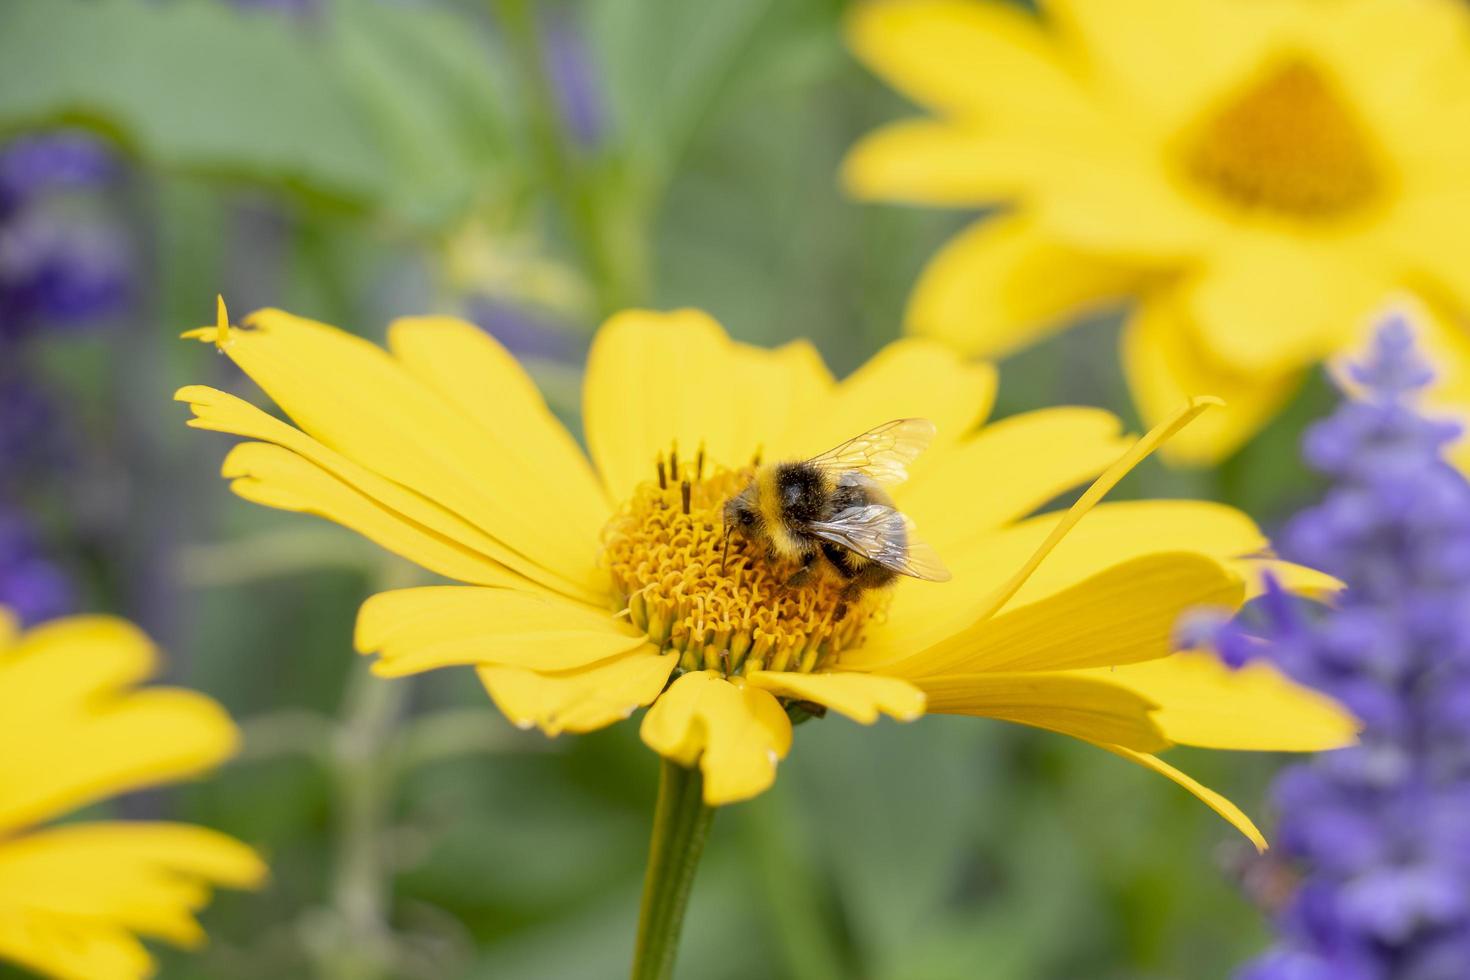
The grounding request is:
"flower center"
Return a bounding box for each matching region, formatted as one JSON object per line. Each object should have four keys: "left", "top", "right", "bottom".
{"left": 603, "top": 447, "right": 885, "bottom": 677}
{"left": 1180, "top": 56, "right": 1384, "bottom": 223}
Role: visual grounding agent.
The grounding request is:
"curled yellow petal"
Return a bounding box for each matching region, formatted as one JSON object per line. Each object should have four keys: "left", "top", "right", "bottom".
{"left": 1089, "top": 652, "right": 1359, "bottom": 752}
{"left": 478, "top": 649, "right": 676, "bottom": 737}
{"left": 1097, "top": 742, "right": 1269, "bottom": 852}
{"left": 745, "top": 670, "right": 925, "bottom": 724}
{"left": 640, "top": 672, "right": 793, "bottom": 805}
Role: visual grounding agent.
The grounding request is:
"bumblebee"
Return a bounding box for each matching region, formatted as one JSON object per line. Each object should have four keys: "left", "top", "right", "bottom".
{"left": 722, "top": 418, "right": 951, "bottom": 604}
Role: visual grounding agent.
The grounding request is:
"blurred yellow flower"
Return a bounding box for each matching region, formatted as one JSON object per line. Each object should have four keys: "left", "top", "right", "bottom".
{"left": 179, "top": 302, "right": 1354, "bottom": 847}
{"left": 844, "top": 0, "right": 1470, "bottom": 464}
{"left": 0, "top": 610, "right": 265, "bottom": 980}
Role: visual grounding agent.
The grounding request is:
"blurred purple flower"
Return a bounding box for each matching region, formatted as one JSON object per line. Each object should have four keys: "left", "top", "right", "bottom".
{"left": 0, "top": 131, "right": 116, "bottom": 218}
{"left": 467, "top": 295, "right": 585, "bottom": 364}
{"left": 0, "top": 509, "right": 74, "bottom": 626}
{"left": 542, "top": 12, "right": 607, "bottom": 149}
{"left": 1204, "top": 316, "right": 1470, "bottom": 980}
{"left": 0, "top": 130, "right": 130, "bottom": 342}
{"left": 0, "top": 374, "right": 67, "bottom": 482}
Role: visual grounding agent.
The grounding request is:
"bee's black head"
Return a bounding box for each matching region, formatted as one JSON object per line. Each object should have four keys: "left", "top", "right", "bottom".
{"left": 722, "top": 488, "right": 761, "bottom": 538}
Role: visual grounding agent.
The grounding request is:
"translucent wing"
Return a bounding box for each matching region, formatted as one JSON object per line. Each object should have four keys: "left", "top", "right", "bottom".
{"left": 807, "top": 504, "right": 952, "bottom": 582}
{"left": 806, "top": 418, "right": 936, "bottom": 486}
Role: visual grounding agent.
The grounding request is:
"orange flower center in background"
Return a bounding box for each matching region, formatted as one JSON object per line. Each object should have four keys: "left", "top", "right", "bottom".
{"left": 1181, "top": 56, "right": 1384, "bottom": 222}
{"left": 603, "top": 449, "right": 884, "bottom": 677}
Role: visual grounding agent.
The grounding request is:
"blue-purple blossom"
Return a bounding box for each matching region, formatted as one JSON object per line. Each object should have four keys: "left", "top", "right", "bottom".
{"left": 466, "top": 295, "right": 585, "bottom": 363}
{"left": 0, "top": 130, "right": 130, "bottom": 341}
{"left": 1208, "top": 318, "right": 1470, "bottom": 980}
{"left": 541, "top": 12, "right": 607, "bottom": 148}
{"left": 0, "top": 509, "right": 74, "bottom": 626}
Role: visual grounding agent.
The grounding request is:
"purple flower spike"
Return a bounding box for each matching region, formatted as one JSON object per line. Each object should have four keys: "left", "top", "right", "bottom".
{"left": 0, "top": 509, "right": 73, "bottom": 626}
{"left": 1213, "top": 316, "right": 1470, "bottom": 980}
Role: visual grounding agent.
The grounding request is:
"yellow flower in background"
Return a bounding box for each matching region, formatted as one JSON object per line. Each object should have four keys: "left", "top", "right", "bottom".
{"left": 0, "top": 610, "right": 264, "bottom": 980}
{"left": 844, "top": 0, "right": 1470, "bottom": 465}
{"left": 178, "top": 301, "right": 1354, "bottom": 847}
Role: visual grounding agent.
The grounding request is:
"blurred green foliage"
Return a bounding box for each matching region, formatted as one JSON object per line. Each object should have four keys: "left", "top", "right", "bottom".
{"left": 0, "top": 0, "right": 1341, "bottom": 977}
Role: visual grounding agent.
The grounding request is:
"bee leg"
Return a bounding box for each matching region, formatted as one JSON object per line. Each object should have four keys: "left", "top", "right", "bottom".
{"left": 784, "top": 550, "right": 819, "bottom": 589}
{"left": 833, "top": 582, "right": 862, "bottom": 622}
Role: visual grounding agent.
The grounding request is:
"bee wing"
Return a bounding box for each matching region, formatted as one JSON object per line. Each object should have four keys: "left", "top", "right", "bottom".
{"left": 807, "top": 504, "right": 952, "bottom": 582}
{"left": 805, "top": 418, "right": 936, "bottom": 486}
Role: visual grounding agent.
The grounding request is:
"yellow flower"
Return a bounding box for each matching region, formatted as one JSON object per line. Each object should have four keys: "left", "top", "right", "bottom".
{"left": 0, "top": 609, "right": 265, "bottom": 980}
{"left": 843, "top": 0, "right": 1470, "bottom": 465}
{"left": 177, "top": 301, "right": 1354, "bottom": 848}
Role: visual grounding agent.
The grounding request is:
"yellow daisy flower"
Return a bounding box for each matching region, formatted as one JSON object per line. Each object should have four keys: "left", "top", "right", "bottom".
{"left": 843, "top": 0, "right": 1470, "bottom": 464}
{"left": 177, "top": 299, "right": 1353, "bottom": 849}
{"left": 0, "top": 609, "right": 265, "bottom": 980}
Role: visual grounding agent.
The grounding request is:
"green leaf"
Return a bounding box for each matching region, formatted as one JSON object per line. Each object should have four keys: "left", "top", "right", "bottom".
{"left": 0, "top": 0, "right": 520, "bottom": 228}
{"left": 0, "top": 0, "right": 392, "bottom": 205}
{"left": 326, "top": 0, "right": 521, "bottom": 229}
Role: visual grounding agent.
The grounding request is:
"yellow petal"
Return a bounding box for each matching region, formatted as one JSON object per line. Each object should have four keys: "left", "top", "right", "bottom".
{"left": 1313, "top": 0, "right": 1470, "bottom": 151}
{"left": 221, "top": 442, "right": 549, "bottom": 592}
{"left": 583, "top": 309, "right": 749, "bottom": 502}
{"left": 0, "top": 821, "right": 263, "bottom": 969}
{"left": 744, "top": 670, "right": 925, "bottom": 724}
{"left": 841, "top": 119, "right": 1031, "bottom": 205}
{"left": 355, "top": 586, "right": 644, "bottom": 677}
{"left": 914, "top": 671, "right": 1167, "bottom": 752}
{"left": 0, "top": 608, "right": 15, "bottom": 648}
{"left": 1389, "top": 193, "right": 1470, "bottom": 314}
{"left": 1239, "top": 559, "right": 1342, "bottom": 600}
{"left": 846, "top": 117, "right": 1029, "bottom": 205}
{"left": 905, "top": 213, "right": 1142, "bottom": 359}
{"left": 1185, "top": 235, "right": 1387, "bottom": 375}
{"left": 1122, "top": 288, "right": 1301, "bottom": 465}
{"left": 961, "top": 397, "right": 1220, "bottom": 625}
{"left": 886, "top": 552, "right": 1241, "bottom": 677}
{"left": 386, "top": 315, "right": 610, "bottom": 527}
{"left": 731, "top": 338, "right": 838, "bottom": 462}
{"left": 1087, "top": 652, "right": 1358, "bottom": 752}
{"left": 183, "top": 308, "right": 601, "bottom": 592}
{"left": 1387, "top": 297, "right": 1470, "bottom": 472}
{"left": 639, "top": 672, "right": 792, "bottom": 805}
{"left": 0, "top": 914, "right": 149, "bottom": 980}
{"left": 846, "top": 0, "right": 1096, "bottom": 128}
{"left": 178, "top": 385, "right": 600, "bottom": 602}
{"left": 781, "top": 338, "right": 996, "bottom": 464}
{"left": 0, "top": 618, "right": 239, "bottom": 836}
{"left": 861, "top": 497, "right": 1267, "bottom": 666}
{"left": 1047, "top": 0, "right": 1283, "bottom": 132}
{"left": 1095, "top": 742, "right": 1268, "bottom": 852}
{"left": 478, "top": 648, "right": 676, "bottom": 737}
{"left": 897, "top": 406, "right": 1133, "bottom": 555}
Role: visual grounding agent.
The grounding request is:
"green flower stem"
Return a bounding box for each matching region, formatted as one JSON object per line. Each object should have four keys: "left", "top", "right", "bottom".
{"left": 632, "top": 759, "right": 716, "bottom": 980}
{"left": 491, "top": 0, "right": 650, "bottom": 314}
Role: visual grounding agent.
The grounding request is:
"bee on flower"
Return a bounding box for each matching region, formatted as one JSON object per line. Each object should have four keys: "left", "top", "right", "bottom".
{"left": 844, "top": 0, "right": 1470, "bottom": 467}
{"left": 179, "top": 298, "right": 1354, "bottom": 847}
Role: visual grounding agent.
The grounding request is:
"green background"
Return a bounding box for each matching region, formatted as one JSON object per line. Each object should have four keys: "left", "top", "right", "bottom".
{"left": 0, "top": 0, "right": 1336, "bottom": 977}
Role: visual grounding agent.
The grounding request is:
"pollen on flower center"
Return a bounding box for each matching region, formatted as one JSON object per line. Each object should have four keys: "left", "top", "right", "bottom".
{"left": 1181, "top": 56, "right": 1384, "bottom": 222}
{"left": 603, "top": 448, "right": 884, "bottom": 677}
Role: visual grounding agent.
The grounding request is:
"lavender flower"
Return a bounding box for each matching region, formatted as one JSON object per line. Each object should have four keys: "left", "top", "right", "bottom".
{"left": 541, "top": 12, "right": 607, "bottom": 149}
{"left": 0, "top": 130, "right": 130, "bottom": 342}
{"left": 1210, "top": 318, "right": 1470, "bottom": 980}
{"left": 0, "top": 509, "right": 74, "bottom": 626}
